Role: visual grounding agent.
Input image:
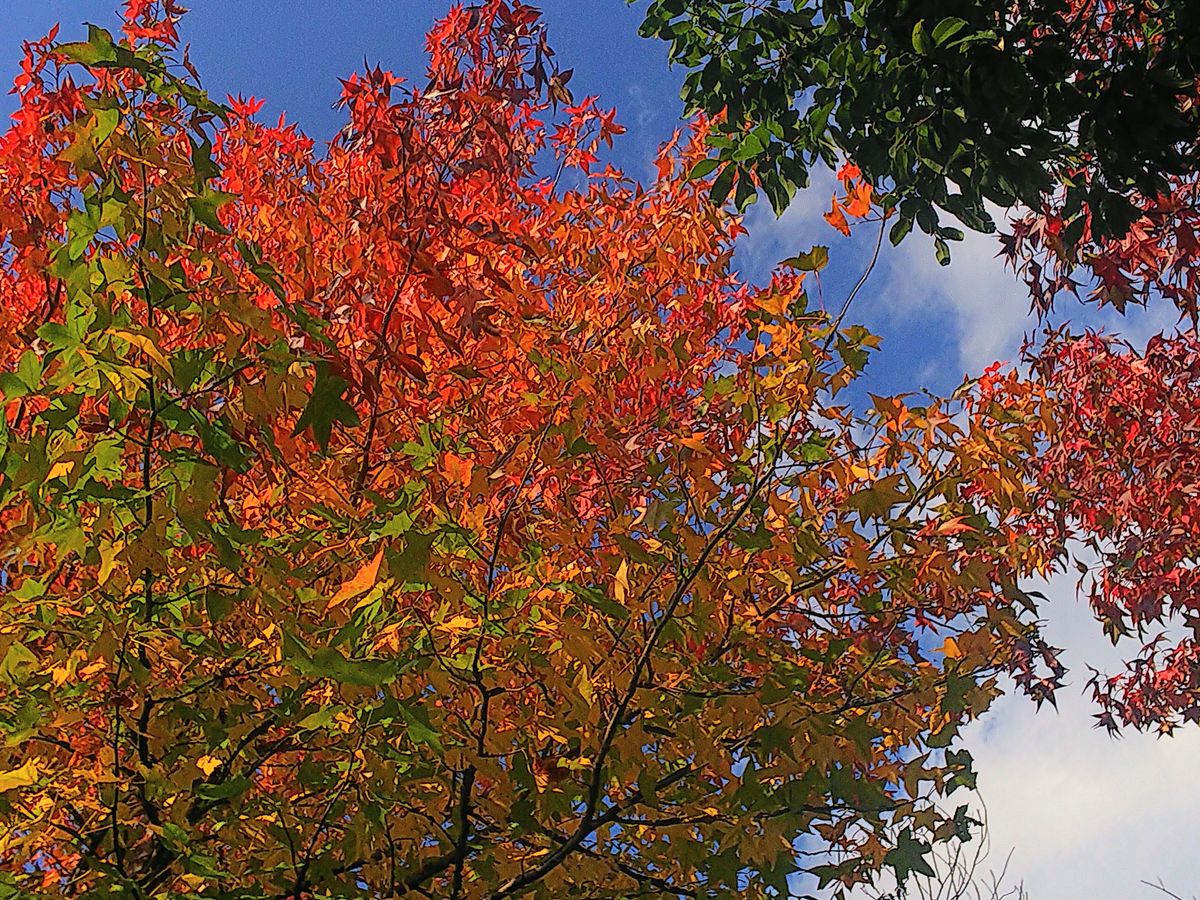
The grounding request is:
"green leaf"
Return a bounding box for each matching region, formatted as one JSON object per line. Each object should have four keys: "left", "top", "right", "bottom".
{"left": 925, "top": 720, "right": 957, "bottom": 748}
{"left": 283, "top": 631, "right": 397, "bottom": 686}
{"left": 198, "top": 419, "right": 251, "bottom": 472}
{"left": 236, "top": 239, "right": 287, "bottom": 300}
{"left": 566, "top": 583, "right": 631, "bottom": 620}
{"left": 0, "top": 643, "right": 38, "bottom": 686}
{"left": 732, "top": 127, "right": 768, "bottom": 162}
{"left": 734, "top": 169, "right": 758, "bottom": 211}
{"left": 160, "top": 822, "right": 190, "bottom": 850}
{"left": 197, "top": 774, "right": 252, "bottom": 802}
{"left": 16, "top": 352, "right": 42, "bottom": 391}
{"left": 886, "top": 828, "right": 936, "bottom": 883}
{"left": 731, "top": 523, "right": 773, "bottom": 550}
{"left": 911, "top": 20, "right": 933, "bottom": 55}
{"left": 931, "top": 17, "right": 968, "bottom": 46}
{"left": 563, "top": 435, "right": 598, "bottom": 458}
{"left": 933, "top": 236, "right": 951, "bottom": 266}
{"left": 204, "top": 587, "right": 237, "bottom": 623}
{"left": 688, "top": 158, "right": 719, "bottom": 181}
{"left": 710, "top": 164, "right": 736, "bottom": 207}
{"left": 0, "top": 374, "right": 28, "bottom": 400}
{"left": 187, "top": 191, "right": 235, "bottom": 234}
{"left": 57, "top": 25, "right": 119, "bottom": 66}
{"left": 400, "top": 703, "right": 443, "bottom": 752}
{"left": 892, "top": 214, "right": 916, "bottom": 247}
{"left": 781, "top": 245, "right": 829, "bottom": 272}
{"left": 297, "top": 707, "right": 339, "bottom": 730}
{"left": 183, "top": 853, "right": 229, "bottom": 879}
{"left": 292, "top": 361, "right": 360, "bottom": 451}
{"left": 313, "top": 647, "right": 397, "bottom": 685}
{"left": 390, "top": 530, "right": 435, "bottom": 583}
{"left": 637, "top": 768, "right": 659, "bottom": 808}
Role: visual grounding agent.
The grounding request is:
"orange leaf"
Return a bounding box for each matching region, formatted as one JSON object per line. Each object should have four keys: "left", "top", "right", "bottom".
{"left": 824, "top": 195, "right": 851, "bottom": 237}
{"left": 328, "top": 547, "right": 385, "bottom": 610}
{"left": 940, "top": 636, "right": 963, "bottom": 660}
{"left": 837, "top": 161, "right": 862, "bottom": 184}
{"left": 436, "top": 614, "right": 480, "bottom": 634}
{"left": 442, "top": 452, "right": 474, "bottom": 487}
{"left": 844, "top": 182, "right": 873, "bottom": 218}
{"left": 394, "top": 352, "right": 428, "bottom": 385}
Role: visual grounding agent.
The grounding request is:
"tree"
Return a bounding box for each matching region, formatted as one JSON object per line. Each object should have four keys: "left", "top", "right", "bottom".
{"left": 1003, "top": 152, "right": 1200, "bottom": 319}
{"left": 1001, "top": 331, "right": 1200, "bottom": 734}
{"left": 637, "top": 0, "right": 1200, "bottom": 260}
{"left": 0, "top": 3, "right": 1061, "bottom": 897}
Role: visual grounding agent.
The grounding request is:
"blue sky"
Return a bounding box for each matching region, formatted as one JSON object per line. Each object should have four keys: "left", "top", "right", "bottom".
{"left": 3, "top": 3, "right": 1197, "bottom": 898}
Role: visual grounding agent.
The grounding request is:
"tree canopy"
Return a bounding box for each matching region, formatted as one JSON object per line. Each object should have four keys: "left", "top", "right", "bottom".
{"left": 0, "top": 3, "right": 1063, "bottom": 897}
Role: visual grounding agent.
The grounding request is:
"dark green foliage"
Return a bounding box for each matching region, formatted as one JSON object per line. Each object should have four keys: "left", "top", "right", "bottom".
{"left": 639, "top": 0, "right": 1200, "bottom": 248}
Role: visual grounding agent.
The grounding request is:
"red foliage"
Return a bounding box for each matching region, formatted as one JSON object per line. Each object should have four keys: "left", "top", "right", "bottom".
{"left": 1003, "top": 0, "right": 1200, "bottom": 318}
{"left": 1005, "top": 176, "right": 1200, "bottom": 319}
{"left": 1031, "top": 331, "right": 1200, "bottom": 731}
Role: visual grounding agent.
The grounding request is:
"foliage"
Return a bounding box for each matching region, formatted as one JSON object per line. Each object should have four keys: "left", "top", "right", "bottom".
{"left": 864, "top": 802, "right": 1028, "bottom": 900}
{"left": 1003, "top": 166, "right": 1200, "bottom": 319}
{"left": 0, "top": 2, "right": 1063, "bottom": 897}
{"left": 1016, "top": 332, "right": 1200, "bottom": 733}
{"left": 637, "top": 0, "right": 1200, "bottom": 258}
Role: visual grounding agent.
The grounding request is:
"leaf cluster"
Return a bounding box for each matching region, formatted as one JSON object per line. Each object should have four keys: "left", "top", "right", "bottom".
{"left": 639, "top": 0, "right": 1200, "bottom": 249}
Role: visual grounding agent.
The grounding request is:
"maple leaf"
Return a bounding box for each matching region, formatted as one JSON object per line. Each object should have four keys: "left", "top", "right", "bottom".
{"left": 328, "top": 546, "right": 385, "bottom": 610}
{"left": 886, "top": 828, "right": 936, "bottom": 883}
{"left": 292, "top": 361, "right": 360, "bottom": 451}
{"left": 824, "top": 194, "right": 851, "bottom": 236}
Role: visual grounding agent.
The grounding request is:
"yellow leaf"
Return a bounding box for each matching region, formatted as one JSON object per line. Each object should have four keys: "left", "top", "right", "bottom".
{"left": 97, "top": 540, "right": 123, "bottom": 586}
{"left": 328, "top": 547, "right": 385, "bottom": 610}
{"left": 576, "top": 669, "right": 595, "bottom": 705}
{"left": 940, "top": 636, "right": 963, "bottom": 660}
{"left": 50, "top": 663, "right": 75, "bottom": 687}
{"left": 436, "top": 614, "right": 480, "bottom": 634}
{"left": 46, "top": 460, "right": 75, "bottom": 481}
{"left": 0, "top": 760, "right": 38, "bottom": 792}
{"left": 196, "top": 755, "right": 221, "bottom": 776}
{"left": 108, "top": 329, "right": 174, "bottom": 376}
{"left": 614, "top": 559, "right": 629, "bottom": 605}
{"left": 535, "top": 725, "right": 568, "bottom": 745}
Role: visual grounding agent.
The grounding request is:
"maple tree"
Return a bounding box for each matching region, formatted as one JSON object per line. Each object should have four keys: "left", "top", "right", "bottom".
{"left": 0, "top": 2, "right": 1065, "bottom": 897}
{"left": 694, "top": 0, "right": 1200, "bottom": 740}
{"left": 1004, "top": 143, "right": 1200, "bottom": 319}
{"left": 1000, "top": 332, "right": 1200, "bottom": 734}
{"left": 980, "top": 4, "right": 1200, "bottom": 734}
{"left": 996, "top": 1, "right": 1199, "bottom": 318}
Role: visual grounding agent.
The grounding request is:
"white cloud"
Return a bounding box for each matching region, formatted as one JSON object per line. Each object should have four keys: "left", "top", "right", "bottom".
{"left": 741, "top": 192, "right": 1184, "bottom": 380}
{"left": 960, "top": 569, "right": 1200, "bottom": 899}
{"left": 883, "top": 225, "right": 1032, "bottom": 373}
{"left": 739, "top": 187, "right": 1035, "bottom": 374}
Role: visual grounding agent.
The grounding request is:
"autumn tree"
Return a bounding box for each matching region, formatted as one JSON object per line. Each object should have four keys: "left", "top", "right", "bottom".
{"left": 999, "top": 332, "right": 1200, "bottom": 734}
{"left": 0, "top": 3, "right": 1062, "bottom": 897}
